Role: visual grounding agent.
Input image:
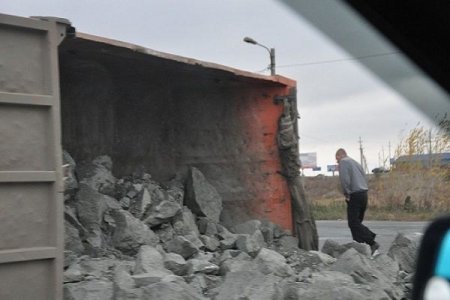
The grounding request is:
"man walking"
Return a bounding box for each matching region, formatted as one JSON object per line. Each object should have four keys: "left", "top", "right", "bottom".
{"left": 335, "top": 148, "right": 379, "bottom": 255}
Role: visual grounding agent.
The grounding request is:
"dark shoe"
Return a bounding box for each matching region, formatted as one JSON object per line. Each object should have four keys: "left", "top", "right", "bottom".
{"left": 370, "top": 241, "right": 380, "bottom": 255}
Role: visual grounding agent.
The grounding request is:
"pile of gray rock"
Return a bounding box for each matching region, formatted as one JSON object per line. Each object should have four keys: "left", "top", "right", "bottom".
{"left": 63, "top": 153, "right": 420, "bottom": 300}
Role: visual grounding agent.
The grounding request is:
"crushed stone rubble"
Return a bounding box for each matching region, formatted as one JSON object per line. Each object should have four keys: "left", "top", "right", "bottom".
{"left": 63, "top": 152, "right": 420, "bottom": 300}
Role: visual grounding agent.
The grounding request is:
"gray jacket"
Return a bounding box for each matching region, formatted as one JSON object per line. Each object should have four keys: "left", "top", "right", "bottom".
{"left": 338, "top": 156, "right": 368, "bottom": 196}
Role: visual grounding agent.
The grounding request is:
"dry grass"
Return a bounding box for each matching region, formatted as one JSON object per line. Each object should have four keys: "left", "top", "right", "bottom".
{"left": 304, "top": 170, "right": 450, "bottom": 221}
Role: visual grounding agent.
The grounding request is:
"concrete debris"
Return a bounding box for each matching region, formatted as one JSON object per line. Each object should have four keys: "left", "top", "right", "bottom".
{"left": 63, "top": 154, "right": 415, "bottom": 299}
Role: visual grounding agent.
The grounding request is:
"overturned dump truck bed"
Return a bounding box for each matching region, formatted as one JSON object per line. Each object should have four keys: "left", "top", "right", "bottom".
{"left": 0, "top": 14, "right": 309, "bottom": 299}
{"left": 59, "top": 32, "right": 296, "bottom": 230}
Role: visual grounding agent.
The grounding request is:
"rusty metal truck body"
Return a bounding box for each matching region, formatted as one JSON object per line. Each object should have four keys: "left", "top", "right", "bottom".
{"left": 0, "top": 14, "right": 296, "bottom": 298}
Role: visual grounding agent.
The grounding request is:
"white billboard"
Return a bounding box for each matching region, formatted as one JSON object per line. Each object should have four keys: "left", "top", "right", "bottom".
{"left": 300, "top": 152, "right": 317, "bottom": 168}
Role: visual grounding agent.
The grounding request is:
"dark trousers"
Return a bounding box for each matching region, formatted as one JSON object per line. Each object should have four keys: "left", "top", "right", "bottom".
{"left": 347, "top": 191, "right": 376, "bottom": 245}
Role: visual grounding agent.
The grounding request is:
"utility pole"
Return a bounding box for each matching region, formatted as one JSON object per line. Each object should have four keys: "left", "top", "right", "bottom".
{"left": 428, "top": 128, "right": 432, "bottom": 168}
{"left": 358, "top": 137, "right": 368, "bottom": 173}
{"left": 359, "top": 137, "right": 364, "bottom": 166}
{"left": 388, "top": 141, "right": 392, "bottom": 169}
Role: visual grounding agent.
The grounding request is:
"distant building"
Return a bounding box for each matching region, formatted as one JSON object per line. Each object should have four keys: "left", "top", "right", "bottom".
{"left": 393, "top": 153, "right": 450, "bottom": 169}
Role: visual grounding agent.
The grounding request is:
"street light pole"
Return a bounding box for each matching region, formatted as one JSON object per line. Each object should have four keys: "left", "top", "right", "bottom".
{"left": 243, "top": 36, "right": 276, "bottom": 75}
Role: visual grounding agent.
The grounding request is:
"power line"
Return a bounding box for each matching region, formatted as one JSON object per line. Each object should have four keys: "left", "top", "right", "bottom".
{"left": 277, "top": 51, "right": 401, "bottom": 69}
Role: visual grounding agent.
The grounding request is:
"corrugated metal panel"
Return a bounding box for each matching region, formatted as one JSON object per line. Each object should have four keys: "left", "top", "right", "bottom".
{"left": 0, "top": 13, "right": 66, "bottom": 299}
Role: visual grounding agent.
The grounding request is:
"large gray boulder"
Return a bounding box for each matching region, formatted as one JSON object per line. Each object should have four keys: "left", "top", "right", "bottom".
{"left": 284, "top": 248, "right": 326, "bottom": 273}
{"left": 373, "top": 253, "right": 401, "bottom": 279}
{"left": 321, "top": 239, "right": 371, "bottom": 258}
{"left": 186, "top": 258, "right": 219, "bottom": 275}
{"left": 219, "top": 237, "right": 237, "bottom": 250}
{"left": 143, "top": 199, "right": 182, "bottom": 227}
{"left": 199, "top": 235, "right": 220, "bottom": 252}
{"left": 153, "top": 223, "right": 174, "bottom": 244}
{"left": 277, "top": 235, "right": 300, "bottom": 252}
{"left": 298, "top": 269, "right": 395, "bottom": 300}
{"left": 134, "top": 245, "right": 166, "bottom": 274}
{"left": 219, "top": 252, "right": 254, "bottom": 275}
{"left": 65, "top": 220, "right": 84, "bottom": 255}
{"left": 64, "top": 279, "right": 113, "bottom": 300}
{"left": 232, "top": 220, "right": 262, "bottom": 235}
{"left": 295, "top": 281, "right": 367, "bottom": 300}
{"left": 141, "top": 281, "right": 207, "bottom": 300}
{"left": 76, "top": 257, "right": 119, "bottom": 280}
{"left": 129, "top": 188, "right": 152, "bottom": 219}
{"left": 64, "top": 262, "right": 84, "bottom": 283}
{"left": 63, "top": 150, "right": 78, "bottom": 196}
{"left": 164, "top": 252, "right": 188, "bottom": 276}
{"left": 254, "top": 248, "right": 294, "bottom": 277}
{"left": 110, "top": 209, "right": 158, "bottom": 255}
{"left": 113, "top": 263, "right": 143, "bottom": 299}
{"left": 131, "top": 270, "right": 174, "bottom": 287}
{"left": 235, "top": 230, "right": 266, "bottom": 257}
{"left": 185, "top": 167, "right": 222, "bottom": 222}
{"left": 330, "top": 248, "right": 404, "bottom": 299}
{"left": 77, "top": 155, "right": 116, "bottom": 197}
{"left": 196, "top": 217, "right": 218, "bottom": 237}
{"left": 388, "top": 232, "right": 421, "bottom": 273}
{"left": 173, "top": 207, "right": 200, "bottom": 237}
{"left": 309, "top": 250, "right": 337, "bottom": 265}
{"left": 260, "top": 221, "right": 276, "bottom": 245}
{"left": 75, "top": 184, "right": 110, "bottom": 250}
{"left": 214, "top": 270, "right": 282, "bottom": 300}
{"left": 166, "top": 236, "right": 200, "bottom": 259}
{"left": 188, "top": 274, "right": 222, "bottom": 299}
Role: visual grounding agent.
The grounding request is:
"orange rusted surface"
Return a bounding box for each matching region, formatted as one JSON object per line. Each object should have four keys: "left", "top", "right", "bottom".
{"left": 237, "top": 83, "right": 295, "bottom": 232}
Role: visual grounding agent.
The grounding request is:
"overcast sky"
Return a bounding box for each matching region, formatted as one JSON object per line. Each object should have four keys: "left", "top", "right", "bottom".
{"left": 1, "top": 0, "right": 438, "bottom": 174}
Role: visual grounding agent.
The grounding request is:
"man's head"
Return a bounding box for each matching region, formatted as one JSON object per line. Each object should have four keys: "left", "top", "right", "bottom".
{"left": 335, "top": 148, "right": 347, "bottom": 163}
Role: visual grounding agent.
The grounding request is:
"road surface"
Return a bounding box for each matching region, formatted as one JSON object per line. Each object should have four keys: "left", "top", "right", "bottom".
{"left": 316, "top": 220, "right": 429, "bottom": 253}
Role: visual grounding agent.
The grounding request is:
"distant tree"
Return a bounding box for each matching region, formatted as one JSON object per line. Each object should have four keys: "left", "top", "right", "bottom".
{"left": 394, "top": 121, "right": 450, "bottom": 165}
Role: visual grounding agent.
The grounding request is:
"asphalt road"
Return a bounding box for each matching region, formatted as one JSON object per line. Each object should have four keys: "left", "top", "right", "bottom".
{"left": 316, "top": 220, "right": 429, "bottom": 253}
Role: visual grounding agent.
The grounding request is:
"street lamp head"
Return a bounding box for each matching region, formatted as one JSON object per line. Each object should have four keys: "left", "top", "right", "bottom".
{"left": 243, "top": 37, "right": 257, "bottom": 45}
{"left": 243, "top": 36, "right": 276, "bottom": 75}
